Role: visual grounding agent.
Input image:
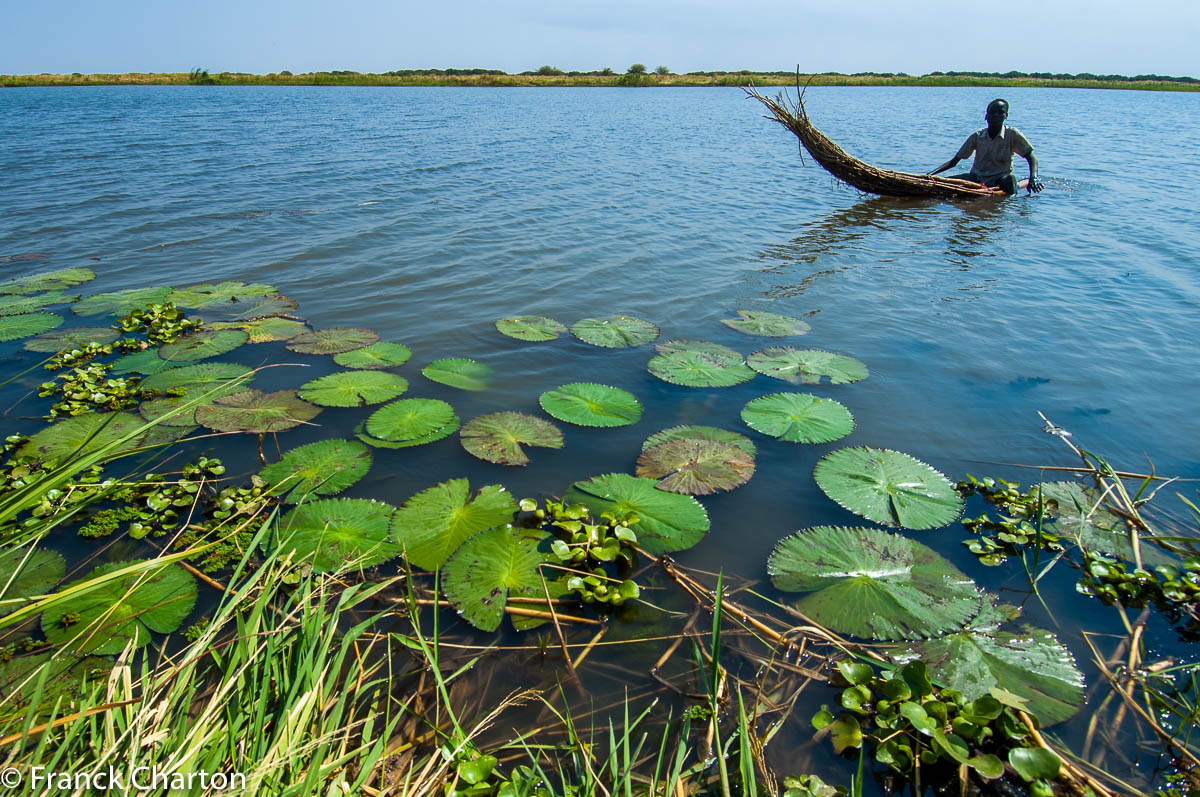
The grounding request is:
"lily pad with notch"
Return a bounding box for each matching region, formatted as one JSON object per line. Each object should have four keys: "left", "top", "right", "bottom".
{"left": 0, "top": 268, "right": 95, "bottom": 296}
{"left": 334, "top": 342, "right": 412, "bottom": 370}
{"left": 0, "top": 548, "right": 65, "bottom": 617}
{"left": 211, "top": 317, "right": 308, "bottom": 343}
{"left": 231, "top": 295, "right": 300, "bottom": 320}
{"left": 443, "top": 525, "right": 556, "bottom": 632}
{"left": 496, "top": 315, "right": 568, "bottom": 342}
{"left": 814, "top": 447, "right": 964, "bottom": 530}
{"left": 747, "top": 348, "right": 868, "bottom": 385}
{"left": 158, "top": 329, "right": 250, "bottom": 363}
{"left": 41, "top": 560, "right": 197, "bottom": 655}
{"left": 636, "top": 438, "right": 755, "bottom": 495}
{"left": 274, "top": 498, "right": 401, "bottom": 572}
{"left": 139, "top": 362, "right": 256, "bottom": 425}
{"left": 72, "top": 287, "right": 171, "bottom": 317}
{"left": 298, "top": 370, "right": 408, "bottom": 407}
{"left": 166, "top": 281, "right": 277, "bottom": 308}
{"left": 565, "top": 473, "right": 709, "bottom": 555}
{"left": 1035, "top": 481, "right": 1174, "bottom": 566}
{"left": 768, "top": 525, "right": 981, "bottom": 641}
{"left": 195, "top": 389, "right": 321, "bottom": 434}
{"left": 259, "top": 439, "right": 372, "bottom": 503}
{"left": 391, "top": 479, "right": 518, "bottom": 569}
{"left": 722, "top": 310, "right": 811, "bottom": 337}
{"left": 460, "top": 412, "right": 564, "bottom": 466}
{"left": 647, "top": 340, "right": 755, "bottom": 387}
{"left": 365, "top": 398, "right": 458, "bottom": 445}
{"left": 642, "top": 425, "right": 756, "bottom": 457}
{"left": 109, "top": 348, "right": 179, "bottom": 376}
{"left": 741, "top": 392, "right": 854, "bottom": 444}
{"left": 24, "top": 327, "right": 119, "bottom": 352}
{"left": 539, "top": 383, "right": 642, "bottom": 428}
{"left": 422, "top": 358, "right": 493, "bottom": 391}
{"left": 0, "top": 312, "right": 63, "bottom": 342}
{"left": 571, "top": 315, "right": 659, "bottom": 348}
{"left": 16, "top": 412, "right": 191, "bottom": 463}
{"left": 286, "top": 327, "right": 380, "bottom": 355}
{"left": 356, "top": 415, "right": 461, "bottom": 449}
{"left": 0, "top": 293, "right": 78, "bottom": 316}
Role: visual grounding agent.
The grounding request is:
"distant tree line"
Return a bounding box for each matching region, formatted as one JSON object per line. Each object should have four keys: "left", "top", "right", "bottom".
{"left": 927, "top": 69, "right": 1198, "bottom": 84}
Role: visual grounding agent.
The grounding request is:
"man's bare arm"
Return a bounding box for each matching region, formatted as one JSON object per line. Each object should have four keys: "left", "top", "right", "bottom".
{"left": 928, "top": 157, "right": 960, "bottom": 176}
{"left": 1023, "top": 151, "right": 1043, "bottom": 193}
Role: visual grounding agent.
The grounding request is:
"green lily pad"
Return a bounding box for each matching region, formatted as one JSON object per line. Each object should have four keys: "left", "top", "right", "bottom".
{"left": 259, "top": 439, "right": 372, "bottom": 503}
{"left": 333, "top": 342, "right": 412, "bottom": 369}
{"left": 443, "top": 525, "right": 553, "bottom": 632}
{"left": 23, "top": 326, "right": 119, "bottom": 352}
{"left": 159, "top": 329, "right": 250, "bottom": 362}
{"left": 0, "top": 292, "right": 77, "bottom": 316}
{"left": 768, "top": 526, "right": 981, "bottom": 641}
{"left": 539, "top": 383, "right": 642, "bottom": 428}
{"left": 741, "top": 393, "right": 854, "bottom": 444}
{"left": 722, "top": 310, "right": 811, "bottom": 337}
{"left": 195, "top": 389, "right": 322, "bottom": 434}
{"left": 298, "top": 370, "right": 408, "bottom": 407}
{"left": 0, "top": 312, "right": 63, "bottom": 342}
{"left": 141, "top": 362, "right": 254, "bottom": 392}
{"left": 747, "top": 348, "right": 868, "bottom": 385}
{"left": 71, "top": 287, "right": 172, "bottom": 316}
{"left": 422, "top": 358, "right": 493, "bottom": 391}
{"left": 565, "top": 473, "right": 709, "bottom": 555}
{"left": 496, "top": 315, "right": 568, "bottom": 342}
{"left": 0, "top": 654, "right": 111, "bottom": 734}
{"left": 166, "top": 281, "right": 277, "bottom": 308}
{"left": 109, "top": 348, "right": 179, "bottom": 375}
{"left": 286, "top": 327, "right": 379, "bottom": 355}
{"left": 636, "top": 439, "right": 755, "bottom": 495}
{"left": 1008, "top": 748, "right": 1061, "bottom": 782}
{"left": 356, "top": 414, "right": 460, "bottom": 449}
{"left": 647, "top": 340, "right": 755, "bottom": 387}
{"left": 0, "top": 548, "right": 65, "bottom": 617}
{"left": 365, "top": 398, "right": 457, "bottom": 443}
{"left": 232, "top": 295, "right": 300, "bottom": 320}
{"left": 275, "top": 498, "right": 401, "bottom": 572}
{"left": 1035, "top": 481, "right": 1173, "bottom": 566}
{"left": 814, "top": 447, "right": 964, "bottom": 530}
{"left": 16, "top": 412, "right": 190, "bottom": 463}
{"left": 895, "top": 599, "right": 1085, "bottom": 725}
{"left": 459, "top": 412, "right": 564, "bottom": 466}
{"left": 139, "top": 363, "right": 256, "bottom": 425}
{"left": 0, "top": 267, "right": 95, "bottom": 295}
{"left": 211, "top": 317, "right": 309, "bottom": 343}
{"left": 571, "top": 316, "right": 659, "bottom": 348}
{"left": 41, "top": 560, "right": 197, "bottom": 654}
{"left": 642, "top": 425, "right": 757, "bottom": 457}
{"left": 391, "top": 479, "right": 519, "bottom": 569}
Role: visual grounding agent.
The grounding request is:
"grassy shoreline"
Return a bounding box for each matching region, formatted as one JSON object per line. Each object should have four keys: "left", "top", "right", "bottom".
{"left": 3, "top": 70, "right": 1198, "bottom": 91}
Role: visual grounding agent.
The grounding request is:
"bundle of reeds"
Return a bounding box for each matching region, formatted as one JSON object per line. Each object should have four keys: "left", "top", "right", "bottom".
{"left": 746, "top": 85, "right": 1006, "bottom": 200}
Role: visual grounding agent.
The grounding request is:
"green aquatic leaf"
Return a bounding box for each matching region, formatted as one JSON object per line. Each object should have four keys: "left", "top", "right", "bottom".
{"left": 636, "top": 438, "right": 755, "bottom": 495}
{"left": 1035, "top": 481, "right": 1173, "bottom": 566}
{"left": 274, "top": 498, "right": 400, "bottom": 572}
{"left": 333, "top": 341, "right": 412, "bottom": 369}
{"left": 539, "top": 383, "right": 643, "bottom": 428}
{"left": 443, "top": 525, "right": 553, "bottom": 631}
{"left": 642, "top": 425, "right": 757, "bottom": 457}
{"left": 422, "top": 358, "right": 493, "bottom": 391}
{"left": 23, "top": 326, "right": 119, "bottom": 352}
{"left": 71, "top": 287, "right": 172, "bottom": 316}
{"left": 0, "top": 312, "right": 63, "bottom": 342}
{"left": 259, "top": 439, "right": 372, "bottom": 503}
{"left": 897, "top": 600, "right": 1085, "bottom": 726}
{"left": 158, "top": 329, "right": 250, "bottom": 362}
{"left": 0, "top": 292, "right": 77, "bottom": 316}
{"left": 0, "top": 548, "right": 65, "bottom": 617}
{"left": 0, "top": 654, "right": 111, "bottom": 733}
{"left": 747, "top": 348, "right": 868, "bottom": 385}
{"left": 298, "top": 370, "right": 408, "bottom": 407}
{"left": 365, "top": 398, "right": 457, "bottom": 442}
{"left": 141, "top": 362, "right": 253, "bottom": 392}
{"left": 109, "top": 348, "right": 179, "bottom": 375}
{"left": 211, "top": 317, "right": 309, "bottom": 343}
{"left": 286, "top": 327, "right": 380, "bottom": 355}
{"left": 166, "top": 281, "right": 277, "bottom": 308}
{"left": 195, "top": 389, "right": 322, "bottom": 434}
{"left": 647, "top": 340, "right": 755, "bottom": 387}
{"left": 571, "top": 315, "right": 659, "bottom": 348}
{"left": 496, "top": 315, "right": 568, "bottom": 342}
{"left": 0, "top": 267, "right": 95, "bottom": 295}
{"left": 460, "top": 412, "right": 564, "bottom": 466}
{"left": 565, "top": 473, "right": 709, "bottom": 555}
{"left": 741, "top": 393, "right": 854, "bottom": 444}
{"left": 41, "top": 560, "right": 197, "bottom": 655}
{"left": 356, "top": 414, "right": 460, "bottom": 449}
{"left": 16, "top": 412, "right": 190, "bottom": 463}
{"left": 1008, "top": 748, "right": 1061, "bottom": 782}
{"left": 722, "top": 309, "right": 811, "bottom": 337}
{"left": 231, "top": 295, "right": 299, "bottom": 320}
{"left": 391, "top": 479, "right": 518, "bottom": 569}
{"left": 814, "top": 447, "right": 964, "bottom": 530}
{"left": 768, "top": 526, "right": 981, "bottom": 641}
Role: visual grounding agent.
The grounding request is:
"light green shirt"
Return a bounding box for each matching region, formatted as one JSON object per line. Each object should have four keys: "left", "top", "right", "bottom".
{"left": 955, "top": 126, "right": 1033, "bottom": 179}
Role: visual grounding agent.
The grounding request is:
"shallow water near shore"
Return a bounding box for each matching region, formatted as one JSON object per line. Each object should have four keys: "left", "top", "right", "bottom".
{"left": 2, "top": 84, "right": 1199, "bottom": 789}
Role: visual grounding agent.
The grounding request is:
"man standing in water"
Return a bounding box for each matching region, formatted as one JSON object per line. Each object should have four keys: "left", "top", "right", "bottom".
{"left": 929, "top": 99, "right": 1043, "bottom": 194}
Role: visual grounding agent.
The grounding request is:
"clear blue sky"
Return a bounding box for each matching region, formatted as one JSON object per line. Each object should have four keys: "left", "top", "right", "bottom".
{"left": 2, "top": 0, "right": 1195, "bottom": 77}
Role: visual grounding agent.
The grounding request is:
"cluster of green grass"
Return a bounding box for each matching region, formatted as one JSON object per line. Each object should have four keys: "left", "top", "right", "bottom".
{"left": 2, "top": 70, "right": 1197, "bottom": 91}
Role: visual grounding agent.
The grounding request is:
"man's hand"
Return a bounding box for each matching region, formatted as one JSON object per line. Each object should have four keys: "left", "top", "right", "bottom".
{"left": 1027, "top": 177, "right": 1044, "bottom": 194}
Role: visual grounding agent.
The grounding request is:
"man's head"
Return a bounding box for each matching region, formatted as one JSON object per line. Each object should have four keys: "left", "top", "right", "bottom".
{"left": 985, "top": 99, "right": 1009, "bottom": 126}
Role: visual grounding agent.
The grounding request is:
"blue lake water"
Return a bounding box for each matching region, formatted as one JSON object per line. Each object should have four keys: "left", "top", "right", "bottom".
{"left": 2, "top": 85, "right": 1198, "bottom": 788}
